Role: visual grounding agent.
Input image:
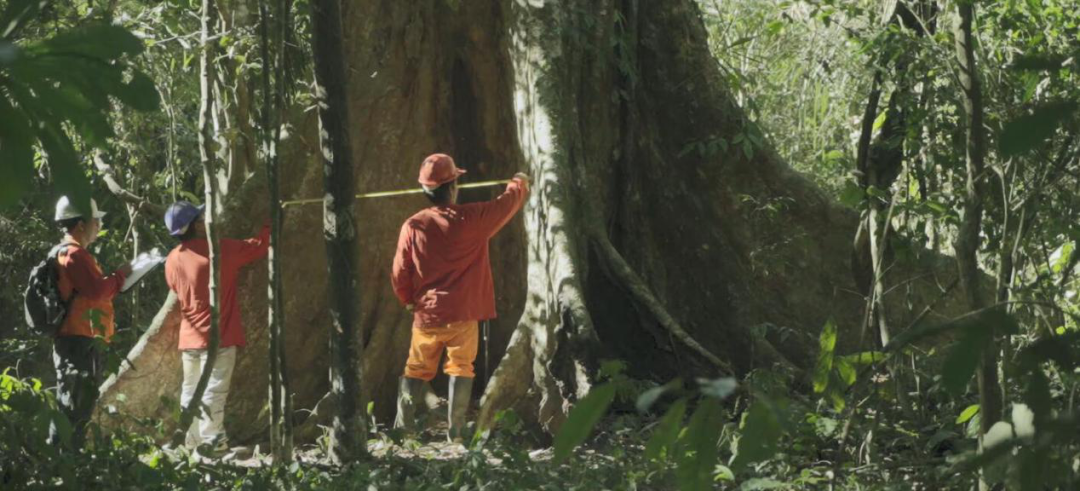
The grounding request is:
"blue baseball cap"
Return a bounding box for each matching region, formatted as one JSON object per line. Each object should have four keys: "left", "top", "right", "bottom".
{"left": 165, "top": 201, "right": 205, "bottom": 237}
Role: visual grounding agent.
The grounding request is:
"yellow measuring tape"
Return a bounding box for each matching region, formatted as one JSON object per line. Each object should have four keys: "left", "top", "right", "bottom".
{"left": 280, "top": 179, "right": 513, "bottom": 209}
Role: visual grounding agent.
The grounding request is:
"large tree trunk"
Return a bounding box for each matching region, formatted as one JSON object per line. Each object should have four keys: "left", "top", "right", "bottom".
{"left": 99, "top": 0, "right": 968, "bottom": 443}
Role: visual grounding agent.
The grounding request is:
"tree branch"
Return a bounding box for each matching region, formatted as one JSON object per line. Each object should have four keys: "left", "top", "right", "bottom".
{"left": 590, "top": 229, "right": 734, "bottom": 375}
{"left": 92, "top": 152, "right": 165, "bottom": 216}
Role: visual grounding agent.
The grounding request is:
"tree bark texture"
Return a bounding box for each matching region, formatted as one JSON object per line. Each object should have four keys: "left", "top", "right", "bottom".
{"left": 259, "top": 0, "right": 292, "bottom": 462}
{"left": 310, "top": 0, "right": 363, "bottom": 463}
{"left": 98, "top": 0, "right": 970, "bottom": 442}
{"left": 951, "top": 3, "right": 1002, "bottom": 490}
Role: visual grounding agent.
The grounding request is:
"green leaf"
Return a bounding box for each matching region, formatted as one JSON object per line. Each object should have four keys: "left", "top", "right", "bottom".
{"left": 732, "top": 400, "right": 783, "bottom": 469}
{"left": 865, "top": 185, "right": 889, "bottom": 199}
{"left": 838, "top": 181, "right": 865, "bottom": 208}
{"left": 813, "top": 318, "right": 838, "bottom": 394}
{"left": 827, "top": 371, "right": 846, "bottom": 411}
{"left": 552, "top": 383, "right": 616, "bottom": 464}
{"left": 0, "top": 99, "right": 35, "bottom": 207}
{"left": 1023, "top": 371, "right": 1052, "bottom": 427}
{"left": 676, "top": 398, "right": 723, "bottom": 491}
{"left": 1011, "top": 53, "right": 1068, "bottom": 71}
{"left": 1019, "top": 447, "right": 1047, "bottom": 491}
{"left": 834, "top": 356, "right": 856, "bottom": 387}
{"left": 955, "top": 404, "right": 980, "bottom": 424}
{"left": 1017, "top": 331, "right": 1080, "bottom": 373}
{"left": 924, "top": 200, "right": 949, "bottom": 215}
{"left": 28, "top": 82, "right": 115, "bottom": 146}
{"left": 39, "top": 125, "right": 92, "bottom": 218}
{"left": 941, "top": 325, "right": 990, "bottom": 395}
{"left": 115, "top": 70, "right": 161, "bottom": 112}
{"left": 812, "top": 415, "right": 838, "bottom": 439}
{"left": 840, "top": 351, "right": 886, "bottom": 365}
{"left": 887, "top": 306, "right": 1019, "bottom": 353}
{"left": 998, "top": 101, "right": 1079, "bottom": 157}
{"left": 50, "top": 409, "right": 73, "bottom": 448}
{"left": 714, "top": 464, "right": 735, "bottom": 482}
{"left": 645, "top": 398, "right": 687, "bottom": 461}
{"left": 872, "top": 109, "right": 888, "bottom": 131}
{"left": 725, "top": 36, "right": 755, "bottom": 49}
{"left": 598, "top": 359, "right": 628, "bottom": 380}
{"left": 37, "top": 24, "right": 144, "bottom": 60}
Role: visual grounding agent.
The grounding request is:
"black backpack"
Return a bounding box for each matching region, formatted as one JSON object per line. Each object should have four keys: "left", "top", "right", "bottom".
{"left": 24, "top": 243, "right": 76, "bottom": 336}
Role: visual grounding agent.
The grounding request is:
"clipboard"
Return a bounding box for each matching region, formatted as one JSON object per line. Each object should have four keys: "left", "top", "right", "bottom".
{"left": 121, "top": 248, "right": 165, "bottom": 293}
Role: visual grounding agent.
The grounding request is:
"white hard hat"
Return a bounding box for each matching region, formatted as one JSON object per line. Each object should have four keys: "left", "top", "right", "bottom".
{"left": 54, "top": 196, "right": 107, "bottom": 221}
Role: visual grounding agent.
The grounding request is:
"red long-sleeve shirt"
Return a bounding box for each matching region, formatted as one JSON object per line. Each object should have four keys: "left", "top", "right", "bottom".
{"left": 57, "top": 241, "right": 127, "bottom": 340}
{"left": 392, "top": 178, "right": 529, "bottom": 328}
{"left": 165, "top": 225, "right": 270, "bottom": 350}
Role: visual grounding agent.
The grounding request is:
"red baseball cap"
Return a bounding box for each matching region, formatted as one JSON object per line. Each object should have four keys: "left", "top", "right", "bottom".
{"left": 418, "top": 153, "right": 466, "bottom": 188}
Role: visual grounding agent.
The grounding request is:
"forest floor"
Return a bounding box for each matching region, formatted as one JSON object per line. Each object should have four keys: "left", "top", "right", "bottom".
{"left": 215, "top": 422, "right": 556, "bottom": 469}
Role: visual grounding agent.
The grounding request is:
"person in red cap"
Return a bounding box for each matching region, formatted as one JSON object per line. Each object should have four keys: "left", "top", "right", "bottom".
{"left": 391, "top": 153, "right": 529, "bottom": 442}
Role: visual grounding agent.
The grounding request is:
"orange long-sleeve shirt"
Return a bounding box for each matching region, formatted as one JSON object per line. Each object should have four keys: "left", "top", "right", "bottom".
{"left": 57, "top": 242, "right": 127, "bottom": 340}
{"left": 392, "top": 178, "right": 529, "bottom": 328}
{"left": 164, "top": 225, "right": 270, "bottom": 350}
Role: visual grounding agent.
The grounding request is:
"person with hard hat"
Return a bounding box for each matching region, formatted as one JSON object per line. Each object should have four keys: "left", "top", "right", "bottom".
{"left": 162, "top": 201, "right": 269, "bottom": 455}
{"left": 391, "top": 153, "right": 530, "bottom": 442}
{"left": 50, "top": 196, "right": 132, "bottom": 449}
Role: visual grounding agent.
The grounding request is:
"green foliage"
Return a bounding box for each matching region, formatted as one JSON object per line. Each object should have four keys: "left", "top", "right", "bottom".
{"left": 0, "top": 3, "right": 160, "bottom": 213}
{"left": 811, "top": 318, "right": 882, "bottom": 411}
{"left": 553, "top": 383, "right": 617, "bottom": 464}
{"left": 732, "top": 398, "right": 784, "bottom": 470}
{"left": 2, "top": 368, "right": 670, "bottom": 490}
{"left": 998, "top": 101, "right": 1078, "bottom": 156}
{"left": 812, "top": 318, "right": 837, "bottom": 393}
{"left": 0, "top": 368, "right": 195, "bottom": 490}
{"left": 644, "top": 397, "right": 686, "bottom": 461}
{"left": 955, "top": 404, "right": 980, "bottom": 424}
{"left": 675, "top": 398, "right": 723, "bottom": 490}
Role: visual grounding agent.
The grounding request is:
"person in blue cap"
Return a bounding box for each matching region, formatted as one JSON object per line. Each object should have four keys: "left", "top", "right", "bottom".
{"left": 162, "top": 201, "right": 269, "bottom": 456}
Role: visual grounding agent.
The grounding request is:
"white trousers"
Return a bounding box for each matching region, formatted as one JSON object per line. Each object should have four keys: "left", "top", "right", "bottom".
{"left": 180, "top": 346, "right": 237, "bottom": 447}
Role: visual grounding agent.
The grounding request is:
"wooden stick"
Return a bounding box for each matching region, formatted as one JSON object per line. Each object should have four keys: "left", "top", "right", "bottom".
{"left": 280, "top": 179, "right": 513, "bottom": 208}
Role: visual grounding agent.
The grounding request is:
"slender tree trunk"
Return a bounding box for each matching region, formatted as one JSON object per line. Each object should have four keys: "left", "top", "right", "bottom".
{"left": 172, "top": 0, "right": 223, "bottom": 448}
{"left": 216, "top": 0, "right": 258, "bottom": 191}
{"left": 128, "top": 204, "right": 140, "bottom": 329}
{"left": 853, "top": 71, "right": 885, "bottom": 348}
{"left": 952, "top": 3, "right": 1001, "bottom": 489}
{"left": 310, "top": 0, "right": 363, "bottom": 464}
{"left": 275, "top": 0, "right": 295, "bottom": 454}
{"left": 259, "top": 0, "right": 292, "bottom": 463}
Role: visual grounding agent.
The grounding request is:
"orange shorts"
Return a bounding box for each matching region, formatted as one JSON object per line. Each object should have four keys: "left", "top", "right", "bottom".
{"left": 404, "top": 321, "right": 479, "bottom": 381}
